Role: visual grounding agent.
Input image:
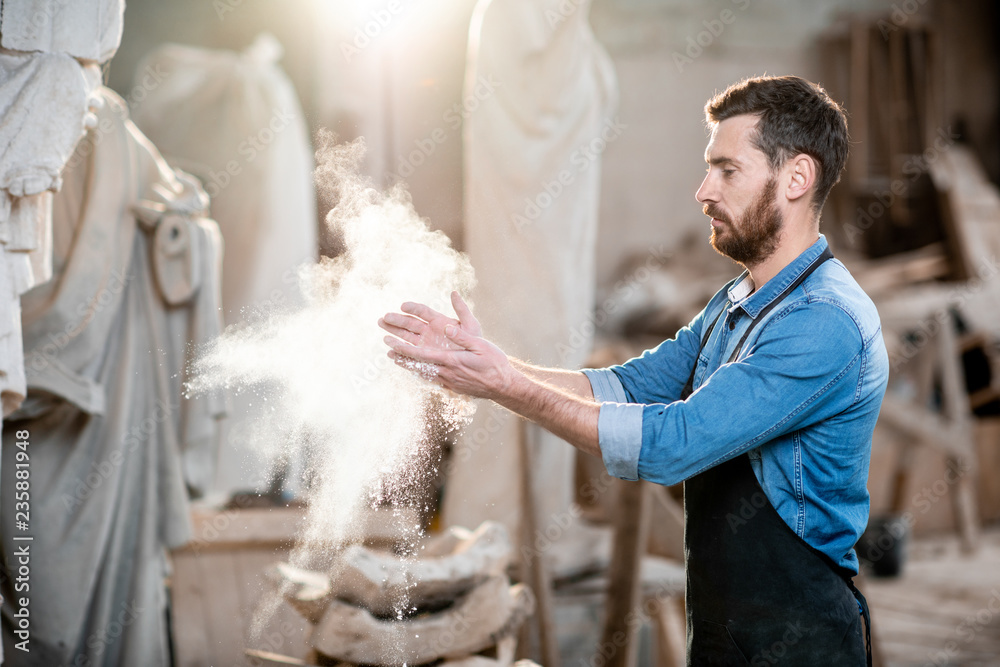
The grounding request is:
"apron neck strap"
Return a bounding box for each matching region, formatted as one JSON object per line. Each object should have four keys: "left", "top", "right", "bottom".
{"left": 727, "top": 246, "right": 835, "bottom": 364}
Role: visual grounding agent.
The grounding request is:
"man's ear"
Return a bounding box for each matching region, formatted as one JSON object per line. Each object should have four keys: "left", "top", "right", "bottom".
{"left": 785, "top": 154, "right": 817, "bottom": 203}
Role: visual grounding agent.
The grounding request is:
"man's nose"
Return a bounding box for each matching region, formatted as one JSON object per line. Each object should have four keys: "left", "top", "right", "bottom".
{"left": 696, "top": 172, "right": 716, "bottom": 204}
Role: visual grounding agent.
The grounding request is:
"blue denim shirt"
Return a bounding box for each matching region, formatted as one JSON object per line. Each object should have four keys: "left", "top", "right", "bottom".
{"left": 584, "top": 236, "right": 888, "bottom": 572}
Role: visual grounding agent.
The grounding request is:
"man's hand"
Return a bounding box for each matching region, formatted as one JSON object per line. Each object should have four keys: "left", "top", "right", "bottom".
{"left": 380, "top": 291, "right": 602, "bottom": 457}
{"left": 378, "top": 291, "right": 481, "bottom": 351}
{"left": 379, "top": 292, "right": 513, "bottom": 400}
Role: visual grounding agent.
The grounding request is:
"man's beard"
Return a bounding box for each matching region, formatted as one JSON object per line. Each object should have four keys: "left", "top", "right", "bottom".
{"left": 706, "top": 177, "right": 783, "bottom": 266}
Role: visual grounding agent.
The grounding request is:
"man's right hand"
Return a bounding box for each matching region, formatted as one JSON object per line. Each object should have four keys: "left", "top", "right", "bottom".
{"left": 379, "top": 291, "right": 601, "bottom": 456}
{"left": 378, "top": 291, "right": 482, "bottom": 352}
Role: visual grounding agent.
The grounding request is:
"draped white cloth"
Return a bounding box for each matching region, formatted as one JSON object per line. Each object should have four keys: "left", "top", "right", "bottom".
{"left": 444, "top": 0, "right": 617, "bottom": 566}
{"left": 130, "top": 34, "right": 318, "bottom": 494}
{"left": 1, "top": 89, "right": 225, "bottom": 666}
{"left": 130, "top": 34, "right": 317, "bottom": 328}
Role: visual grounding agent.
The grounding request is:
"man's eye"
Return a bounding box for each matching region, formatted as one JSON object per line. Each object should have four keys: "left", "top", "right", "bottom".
{"left": 722, "top": 169, "right": 735, "bottom": 176}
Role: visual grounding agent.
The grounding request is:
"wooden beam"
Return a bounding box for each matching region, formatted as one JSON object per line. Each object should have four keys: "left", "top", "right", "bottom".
{"left": 599, "top": 479, "right": 653, "bottom": 667}
{"left": 516, "top": 420, "right": 560, "bottom": 667}
{"left": 646, "top": 485, "right": 684, "bottom": 562}
{"left": 877, "top": 394, "right": 969, "bottom": 458}
{"left": 175, "top": 506, "right": 421, "bottom": 553}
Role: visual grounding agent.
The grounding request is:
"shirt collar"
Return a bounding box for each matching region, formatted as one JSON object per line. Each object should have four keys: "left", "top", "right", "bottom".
{"left": 726, "top": 235, "right": 829, "bottom": 319}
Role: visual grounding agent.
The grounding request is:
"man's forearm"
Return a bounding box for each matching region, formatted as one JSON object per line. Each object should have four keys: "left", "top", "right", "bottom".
{"left": 491, "top": 369, "right": 602, "bottom": 459}
{"left": 509, "top": 360, "right": 595, "bottom": 400}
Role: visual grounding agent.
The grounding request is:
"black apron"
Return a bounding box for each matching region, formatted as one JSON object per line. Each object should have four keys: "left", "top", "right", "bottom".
{"left": 680, "top": 248, "right": 872, "bottom": 666}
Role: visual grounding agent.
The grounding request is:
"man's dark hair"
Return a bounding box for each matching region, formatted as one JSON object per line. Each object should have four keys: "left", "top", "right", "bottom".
{"left": 705, "top": 75, "right": 849, "bottom": 213}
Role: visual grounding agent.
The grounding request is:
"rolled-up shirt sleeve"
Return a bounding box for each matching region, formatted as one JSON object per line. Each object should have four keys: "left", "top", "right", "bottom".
{"left": 581, "top": 293, "right": 721, "bottom": 481}
{"left": 582, "top": 368, "right": 628, "bottom": 403}
{"left": 582, "top": 369, "right": 645, "bottom": 479}
{"left": 596, "top": 402, "right": 645, "bottom": 480}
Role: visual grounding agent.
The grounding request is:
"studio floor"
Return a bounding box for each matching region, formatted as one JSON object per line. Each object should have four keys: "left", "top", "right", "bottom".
{"left": 864, "top": 525, "right": 1000, "bottom": 667}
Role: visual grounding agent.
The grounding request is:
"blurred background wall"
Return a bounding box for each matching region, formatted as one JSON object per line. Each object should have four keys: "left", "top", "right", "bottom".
{"left": 105, "top": 0, "right": 999, "bottom": 289}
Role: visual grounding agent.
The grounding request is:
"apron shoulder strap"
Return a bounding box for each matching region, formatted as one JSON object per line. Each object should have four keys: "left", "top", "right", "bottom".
{"left": 679, "top": 245, "right": 834, "bottom": 399}
{"left": 680, "top": 305, "right": 726, "bottom": 400}
{"left": 727, "top": 246, "right": 834, "bottom": 363}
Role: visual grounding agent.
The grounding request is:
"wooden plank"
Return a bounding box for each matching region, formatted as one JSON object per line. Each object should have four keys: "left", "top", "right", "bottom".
{"left": 234, "top": 549, "right": 311, "bottom": 665}
{"left": 178, "top": 505, "right": 422, "bottom": 552}
{"left": 598, "top": 479, "right": 652, "bottom": 667}
{"left": 199, "top": 550, "right": 246, "bottom": 664}
{"left": 848, "top": 20, "right": 871, "bottom": 187}
{"left": 171, "top": 551, "right": 212, "bottom": 667}
{"left": 516, "top": 420, "right": 560, "bottom": 667}
{"left": 849, "top": 243, "right": 950, "bottom": 297}
{"left": 929, "top": 144, "right": 1000, "bottom": 281}
{"left": 935, "top": 317, "right": 980, "bottom": 552}
{"left": 975, "top": 418, "right": 1000, "bottom": 523}
{"left": 181, "top": 508, "right": 304, "bottom": 552}
{"left": 646, "top": 485, "right": 684, "bottom": 562}
{"left": 867, "top": 26, "right": 893, "bottom": 178}
{"left": 887, "top": 348, "right": 934, "bottom": 513}
{"left": 887, "top": 27, "right": 907, "bottom": 194}
{"left": 877, "top": 394, "right": 969, "bottom": 458}
{"left": 243, "top": 650, "right": 308, "bottom": 665}
{"left": 651, "top": 596, "right": 685, "bottom": 667}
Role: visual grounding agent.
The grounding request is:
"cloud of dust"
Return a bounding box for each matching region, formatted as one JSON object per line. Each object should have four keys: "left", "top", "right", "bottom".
{"left": 188, "top": 133, "right": 476, "bottom": 561}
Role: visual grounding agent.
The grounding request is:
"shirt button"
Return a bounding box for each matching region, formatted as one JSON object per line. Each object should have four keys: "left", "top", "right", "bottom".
{"left": 729, "top": 318, "right": 736, "bottom": 330}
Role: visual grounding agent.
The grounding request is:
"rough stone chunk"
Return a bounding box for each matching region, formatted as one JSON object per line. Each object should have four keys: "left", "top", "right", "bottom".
{"left": 310, "top": 575, "right": 534, "bottom": 665}
{"left": 276, "top": 521, "right": 513, "bottom": 622}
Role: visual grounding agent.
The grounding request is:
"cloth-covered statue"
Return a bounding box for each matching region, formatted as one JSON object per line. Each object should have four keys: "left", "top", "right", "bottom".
{"left": 1, "top": 88, "right": 225, "bottom": 666}
{"left": 445, "top": 0, "right": 618, "bottom": 575}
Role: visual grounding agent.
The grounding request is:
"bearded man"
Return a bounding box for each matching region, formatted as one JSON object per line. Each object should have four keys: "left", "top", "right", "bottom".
{"left": 380, "top": 75, "right": 887, "bottom": 665}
